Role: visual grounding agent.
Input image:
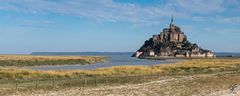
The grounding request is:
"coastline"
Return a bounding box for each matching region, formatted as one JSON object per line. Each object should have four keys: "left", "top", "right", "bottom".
{"left": 139, "top": 56, "right": 240, "bottom": 60}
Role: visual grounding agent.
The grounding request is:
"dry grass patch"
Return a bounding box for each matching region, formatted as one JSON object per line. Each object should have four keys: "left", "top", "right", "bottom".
{"left": 0, "top": 55, "right": 106, "bottom": 67}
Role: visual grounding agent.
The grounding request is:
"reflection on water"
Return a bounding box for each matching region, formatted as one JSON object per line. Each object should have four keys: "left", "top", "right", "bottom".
{"left": 31, "top": 54, "right": 179, "bottom": 70}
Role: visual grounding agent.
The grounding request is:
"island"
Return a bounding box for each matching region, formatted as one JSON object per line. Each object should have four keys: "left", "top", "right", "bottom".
{"left": 132, "top": 16, "right": 216, "bottom": 58}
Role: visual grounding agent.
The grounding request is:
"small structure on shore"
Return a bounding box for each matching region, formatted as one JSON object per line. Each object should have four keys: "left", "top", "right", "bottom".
{"left": 132, "top": 16, "right": 216, "bottom": 58}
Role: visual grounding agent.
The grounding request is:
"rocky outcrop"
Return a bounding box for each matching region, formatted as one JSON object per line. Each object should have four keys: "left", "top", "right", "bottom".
{"left": 133, "top": 17, "right": 215, "bottom": 58}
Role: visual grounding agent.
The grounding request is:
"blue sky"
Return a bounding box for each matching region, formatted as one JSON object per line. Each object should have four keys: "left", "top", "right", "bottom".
{"left": 0, "top": 0, "right": 239, "bottom": 54}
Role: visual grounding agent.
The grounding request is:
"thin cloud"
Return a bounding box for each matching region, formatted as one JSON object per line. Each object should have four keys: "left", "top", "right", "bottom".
{"left": 192, "top": 16, "right": 206, "bottom": 22}
{"left": 203, "top": 27, "right": 240, "bottom": 33}
{"left": 215, "top": 17, "right": 240, "bottom": 24}
{"left": 0, "top": 0, "right": 233, "bottom": 24}
{"left": 173, "top": 0, "right": 225, "bottom": 14}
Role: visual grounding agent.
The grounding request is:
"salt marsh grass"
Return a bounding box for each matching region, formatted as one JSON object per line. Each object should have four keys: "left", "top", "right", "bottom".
{"left": 0, "top": 55, "right": 106, "bottom": 67}
{"left": 0, "top": 58, "right": 240, "bottom": 79}
{"left": 1, "top": 58, "right": 240, "bottom": 95}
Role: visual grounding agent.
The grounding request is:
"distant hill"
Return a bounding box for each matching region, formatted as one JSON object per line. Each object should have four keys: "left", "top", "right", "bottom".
{"left": 31, "top": 52, "right": 134, "bottom": 56}
{"left": 215, "top": 52, "right": 240, "bottom": 57}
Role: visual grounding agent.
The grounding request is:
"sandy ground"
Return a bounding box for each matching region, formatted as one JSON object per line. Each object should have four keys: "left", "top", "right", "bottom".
{"left": 10, "top": 74, "right": 240, "bottom": 96}
{"left": 209, "top": 87, "right": 240, "bottom": 96}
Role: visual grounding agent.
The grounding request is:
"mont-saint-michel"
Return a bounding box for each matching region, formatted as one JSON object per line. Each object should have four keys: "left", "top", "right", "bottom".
{"left": 132, "top": 17, "right": 216, "bottom": 58}
{"left": 1, "top": 0, "right": 240, "bottom": 96}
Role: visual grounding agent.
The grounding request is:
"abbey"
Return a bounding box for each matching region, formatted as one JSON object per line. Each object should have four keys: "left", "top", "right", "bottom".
{"left": 133, "top": 16, "right": 215, "bottom": 58}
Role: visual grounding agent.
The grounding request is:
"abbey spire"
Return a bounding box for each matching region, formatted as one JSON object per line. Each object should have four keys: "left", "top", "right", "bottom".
{"left": 171, "top": 15, "right": 173, "bottom": 24}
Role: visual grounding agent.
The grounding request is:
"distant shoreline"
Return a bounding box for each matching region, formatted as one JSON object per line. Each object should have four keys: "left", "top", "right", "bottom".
{"left": 0, "top": 55, "right": 107, "bottom": 67}
{"left": 140, "top": 56, "right": 240, "bottom": 60}
{"left": 31, "top": 52, "right": 134, "bottom": 56}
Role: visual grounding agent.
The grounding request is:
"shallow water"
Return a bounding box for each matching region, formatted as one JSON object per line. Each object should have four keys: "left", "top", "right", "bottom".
{"left": 31, "top": 52, "right": 240, "bottom": 70}
{"left": 31, "top": 54, "right": 179, "bottom": 70}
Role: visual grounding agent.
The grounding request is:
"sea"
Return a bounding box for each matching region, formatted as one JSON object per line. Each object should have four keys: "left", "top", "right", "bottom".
{"left": 30, "top": 52, "right": 240, "bottom": 70}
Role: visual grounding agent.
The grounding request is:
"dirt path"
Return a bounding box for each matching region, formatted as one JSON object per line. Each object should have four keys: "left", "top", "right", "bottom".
{"left": 209, "top": 86, "right": 240, "bottom": 96}
{"left": 11, "top": 74, "right": 240, "bottom": 96}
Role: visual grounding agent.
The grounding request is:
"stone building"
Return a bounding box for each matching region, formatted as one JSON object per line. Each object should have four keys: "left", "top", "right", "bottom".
{"left": 132, "top": 16, "right": 216, "bottom": 58}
